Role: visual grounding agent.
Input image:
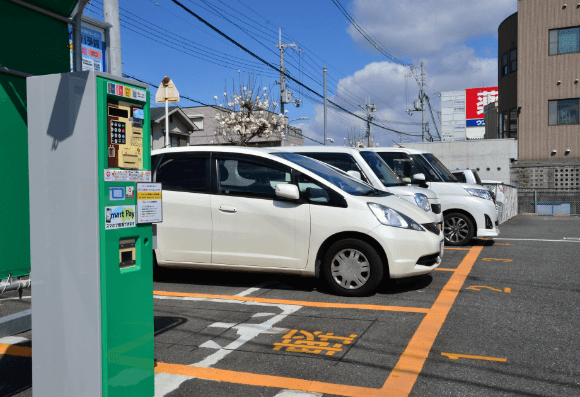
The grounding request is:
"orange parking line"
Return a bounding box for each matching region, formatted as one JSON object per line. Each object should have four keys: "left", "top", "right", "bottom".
{"left": 444, "top": 247, "right": 471, "bottom": 250}
{"left": 441, "top": 352, "right": 507, "bottom": 362}
{"left": 380, "top": 245, "right": 483, "bottom": 396}
{"left": 434, "top": 268, "right": 456, "bottom": 272}
{"left": 153, "top": 291, "right": 430, "bottom": 314}
{"left": 0, "top": 343, "right": 32, "bottom": 358}
{"left": 155, "top": 362, "right": 381, "bottom": 397}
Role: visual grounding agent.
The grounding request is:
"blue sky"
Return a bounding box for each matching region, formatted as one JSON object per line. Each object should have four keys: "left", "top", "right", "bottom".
{"left": 85, "top": 0, "right": 518, "bottom": 146}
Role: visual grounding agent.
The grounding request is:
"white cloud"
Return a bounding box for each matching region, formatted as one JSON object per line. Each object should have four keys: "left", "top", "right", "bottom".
{"left": 299, "top": 45, "right": 498, "bottom": 147}
{"left": 346, "top": 0, "right": 517, "bottom": 57}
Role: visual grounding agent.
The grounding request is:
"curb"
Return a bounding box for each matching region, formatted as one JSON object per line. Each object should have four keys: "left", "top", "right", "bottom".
{"left": 521, "top": 213, "right": 538, "bottom": 216}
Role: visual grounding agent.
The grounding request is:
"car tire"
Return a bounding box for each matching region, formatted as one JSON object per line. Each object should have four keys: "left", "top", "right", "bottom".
{"left": 444, "top": 212, "right": 475, "bottom": 246}
{"left": 322, "top": 239, "right": 384, "bottom": 297}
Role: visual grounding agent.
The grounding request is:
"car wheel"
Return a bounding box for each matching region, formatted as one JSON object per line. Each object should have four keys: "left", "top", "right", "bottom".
{"left": 322, "top": 239, "right": 384, "bottom": 297}
{"left": 444, "top": 212, "right": 474, "bottom": 246}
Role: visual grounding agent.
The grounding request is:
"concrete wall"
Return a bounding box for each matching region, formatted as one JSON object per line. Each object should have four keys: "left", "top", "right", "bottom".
{"left": 511, "top": 164, "right": 580, "bottom": 189}
{"left": 397, "top": 139, "right": 518, "bottom": 184}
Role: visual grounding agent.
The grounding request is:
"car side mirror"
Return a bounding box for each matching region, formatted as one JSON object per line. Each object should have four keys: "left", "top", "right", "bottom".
{"left": 346, "top": 170, "right": 362, "bottom": 180}
{"left": 412, "top": 173, "right": 429, "bottom": 188}
{"left": 275, "top": 183, "right": 300, "bottom": 200}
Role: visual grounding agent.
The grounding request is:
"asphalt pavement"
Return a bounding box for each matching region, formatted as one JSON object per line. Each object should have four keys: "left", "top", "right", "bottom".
{"left": 1, "top": 216, "right": 579, "bottom": 397}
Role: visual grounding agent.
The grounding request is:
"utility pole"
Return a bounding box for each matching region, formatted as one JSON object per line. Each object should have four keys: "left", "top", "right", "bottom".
{"left": 104, "top": 0, "right": 122, "bottom": 77}
{"left": 277, "top": 28, "right": 301, "bottom": 146}
{"left": 359, "top": 101, "right": 376, "bottom": 147}
{"left": 323, "top": 67, "right": 327, "bottom": 145}
{"left": 420, "top": 61, "right": 426, "bottom": 142}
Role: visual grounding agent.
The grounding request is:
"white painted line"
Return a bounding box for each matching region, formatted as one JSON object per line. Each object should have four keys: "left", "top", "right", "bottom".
{"left": 235, "top": 280, "right": 277, "bottom": 297}
{"left": 0, "top": 336, "right": 28, "bottom": 344}
{"left": 494, "top": 238, "right": 580, "bottom": 242}
{"left": 0, "top": 296, "right": 31, "bottom": 301}
{"left": 199, "top": 340, "right": 222, "bottom": 350}
{"left": 274, "top": 390, "right": 323, "bottom": 397}
{"left": 154, "top": 285, "right": 302, "bottom": 397}
{"left": 252, "top": 312, "right": 275, "bottom": 318}
{"left": 207, "top": 322, "right": 237, "bottom": 329}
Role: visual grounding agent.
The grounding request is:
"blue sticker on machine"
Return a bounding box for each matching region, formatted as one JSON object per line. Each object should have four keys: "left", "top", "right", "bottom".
{"left": 109, "top": 187, "right": 125, "bottom": 200}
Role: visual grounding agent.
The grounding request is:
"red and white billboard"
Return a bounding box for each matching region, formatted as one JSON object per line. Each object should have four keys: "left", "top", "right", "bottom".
{"left": 465, "top": 86, "right": 498, "bottom": 127}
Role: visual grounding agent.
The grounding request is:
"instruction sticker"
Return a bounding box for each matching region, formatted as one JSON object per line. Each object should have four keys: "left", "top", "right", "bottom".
{"left": 136, "top": 183, "right": 162, "bottom": 224}
{"left": 106, "top": 82, "right": 147, "bottom": 102}
{"left": 105, "top": 205, "right": 136, "bottom": 230}
{"left": 104, "top": 169, "right": 151, "bottom": 182}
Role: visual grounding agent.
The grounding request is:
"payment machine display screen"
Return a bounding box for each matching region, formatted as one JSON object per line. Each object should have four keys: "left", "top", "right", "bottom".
{"left": 133, "top": 107, "right": 144, "bottom": 119}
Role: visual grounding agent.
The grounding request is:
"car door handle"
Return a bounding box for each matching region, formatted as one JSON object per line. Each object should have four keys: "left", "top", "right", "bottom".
{"left": 219, "top": 205, "right": 237, "bottom": 213}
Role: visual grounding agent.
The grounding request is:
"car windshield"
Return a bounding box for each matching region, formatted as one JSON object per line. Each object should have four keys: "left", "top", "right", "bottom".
{"left": 418, "top": 153, "right": 458, "bottom": 182}
{"left": 358, "top": 151, "right": 404, "bottom": 187}
{"left": 273, "top": 152, "right": 387, "bottom": 196}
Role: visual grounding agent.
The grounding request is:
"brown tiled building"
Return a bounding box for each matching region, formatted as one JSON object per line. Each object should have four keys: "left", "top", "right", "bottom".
{"left": 499, "top": 1, "right": 580, "bottom": 189}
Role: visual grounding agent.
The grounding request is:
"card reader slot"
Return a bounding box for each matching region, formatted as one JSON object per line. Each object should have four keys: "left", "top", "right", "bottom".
{"left": 119, "top": 239, "right": 137, "bottom": 269}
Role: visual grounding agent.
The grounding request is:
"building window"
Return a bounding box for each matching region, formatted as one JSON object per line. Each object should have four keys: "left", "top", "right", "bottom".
{"left": 549, "top": 27, "right": 580, "bottom": 55}
{"left": 499, "top": 48, "right": 516, "bottom": 78}
{"left": 498, "top": 113, "right": 503, "bottom": 139}
{"left": 549, "top": 99, "right": 579, "bottom": 125}
{"left": 509, "top": 108, "right": 518, "bottom": 138}
{"left": 502, "top": 111, "right": 509, "bottom": 137}
{"left": 170, "top": 134, "right": 188, "bottom": 147}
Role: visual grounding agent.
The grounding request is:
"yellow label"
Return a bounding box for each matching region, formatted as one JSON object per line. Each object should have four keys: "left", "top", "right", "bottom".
{"left": 124, "top": 86, "right": 132, "bottom": 98}
{"left": 137, "top": 192, "right": 162, "bottom": 200}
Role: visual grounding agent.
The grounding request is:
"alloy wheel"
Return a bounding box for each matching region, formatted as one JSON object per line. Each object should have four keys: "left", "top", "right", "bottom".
{"left": 444, "top": 216, "right": 469, "bottom": 243}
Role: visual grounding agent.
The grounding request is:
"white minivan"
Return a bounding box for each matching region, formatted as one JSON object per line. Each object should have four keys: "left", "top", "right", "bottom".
{"left": 364, "top": 148, "right": 499, "bottom": 246}
{"left": 270, "top": 147, "right": 443, "bottom": 226}
{"left": 151, "top": 146, "right": 444, "bottom": 296}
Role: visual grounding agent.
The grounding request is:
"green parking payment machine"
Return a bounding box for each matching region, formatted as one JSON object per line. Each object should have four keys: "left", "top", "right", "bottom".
{"left": 27, "top": 71, "right": 160, "bottom": 397}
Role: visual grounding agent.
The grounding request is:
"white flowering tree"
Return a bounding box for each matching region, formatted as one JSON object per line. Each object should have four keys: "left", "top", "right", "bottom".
{"left": 212, "top": 77, "right": 287, "bottom": 146}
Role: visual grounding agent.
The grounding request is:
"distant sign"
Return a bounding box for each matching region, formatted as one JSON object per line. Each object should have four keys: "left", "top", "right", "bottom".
{"left": 69, "top": 24, "right": 106, "bottom": 72}
{"left": 466, "top": 86, "right": 498, "bottom": 121}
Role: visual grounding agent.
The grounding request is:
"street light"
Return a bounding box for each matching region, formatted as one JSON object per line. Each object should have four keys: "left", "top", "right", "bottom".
{"left": 326, "top": 138, "right": 334, "bottom": 144}
{"left": 283, "top": 117, "right": 309, "bottom": 146}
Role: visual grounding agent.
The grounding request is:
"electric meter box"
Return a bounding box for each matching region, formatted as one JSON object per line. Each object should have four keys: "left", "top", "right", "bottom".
{"left": 27, "top": 71, "right": 155, "bottom": 397}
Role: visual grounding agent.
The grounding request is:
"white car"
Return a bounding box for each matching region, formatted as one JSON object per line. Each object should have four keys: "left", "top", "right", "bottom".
{"left": 151, "top": 146, "right": 444, "bottom": 296}
{"left": 364, "top": 148, "right": 500, "bottom": 246}
{"left": 269, "top": 147, "right": 443, "bottom": 226}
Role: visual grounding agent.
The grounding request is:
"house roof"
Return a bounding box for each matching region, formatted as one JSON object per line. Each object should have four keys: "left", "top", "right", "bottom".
{"left": 150, "top": 106, "right": 179, "bottom": 121}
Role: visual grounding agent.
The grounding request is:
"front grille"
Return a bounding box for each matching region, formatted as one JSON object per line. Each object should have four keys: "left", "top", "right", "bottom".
{"left": 485, "top": 214, "right": 493, "bottom": 229}
{"left": 431, "top": 203, "right": 442, "bottom": 214}
{"left": 416, "top": 252, "right": 440, "bottom": 267}
{"left": 422, "top": 222, "right": 441, "bottom": 235}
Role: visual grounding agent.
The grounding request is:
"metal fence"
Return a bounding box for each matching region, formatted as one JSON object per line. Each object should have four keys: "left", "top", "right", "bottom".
{"left": 483, "top": 183, "right": 519, "bottom": 223}
{"left": 518, "top": 189, "right": 580, "bottom": 215}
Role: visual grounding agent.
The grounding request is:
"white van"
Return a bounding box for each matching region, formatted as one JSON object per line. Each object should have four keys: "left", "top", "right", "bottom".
{"left": 151, "top": 146, "right": 443, "bottom": 296}
{"left": 269, "top": 147, "right": 443, "bottom": 226}
{"left": 364, "top": 148, "right": 499, "bottom": 246}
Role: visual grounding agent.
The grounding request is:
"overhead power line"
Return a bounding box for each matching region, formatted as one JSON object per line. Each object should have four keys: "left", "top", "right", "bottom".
{"left": 169, "top": 0, "right": 417, "bottom": 137}
{"left": 122, "top": 73, "right": 324, "bottom": 145}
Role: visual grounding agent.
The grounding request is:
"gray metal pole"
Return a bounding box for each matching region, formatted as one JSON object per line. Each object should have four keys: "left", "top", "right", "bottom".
{"left": 165, "top": 85, "right": 170, "bottom": 148}
{"left": 421, "top": 61, "right": 425, "bottom": 142}
{"left": 72, "top": 13, "right": 83, "bottom": 72}
{"left": 279, "top": 28, "right": 286, "bottom": 147}
{"left": 104, "top": 0, "right": 122, "bottom": 77}
{"left": 323, "top": 67, "right": 327, "bottom": 146}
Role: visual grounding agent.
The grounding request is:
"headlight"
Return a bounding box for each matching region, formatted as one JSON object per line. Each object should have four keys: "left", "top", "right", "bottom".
{"left": 465, "top": 188, "right": 493, "bottom": 201}
{"left": 414, "top": 193, "right": 430, "bottom": 212}
{"left": 368, "top": 203, "right": 424, "bottom": 231}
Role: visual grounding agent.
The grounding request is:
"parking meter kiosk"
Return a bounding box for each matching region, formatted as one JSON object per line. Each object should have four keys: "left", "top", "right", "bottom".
{"left": 27, "top": 71, "right": 157, "bottom": 397}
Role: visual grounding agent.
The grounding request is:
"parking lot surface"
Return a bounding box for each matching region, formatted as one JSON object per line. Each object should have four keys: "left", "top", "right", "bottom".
{"left": 1, "top": 216, "right": 579, "bottom": 397}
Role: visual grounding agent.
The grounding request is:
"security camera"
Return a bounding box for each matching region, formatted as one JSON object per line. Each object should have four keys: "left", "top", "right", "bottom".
{"left": 565, "top": 148, "right": 571, "bottom": 155}
{"left": 551, "top": 149, "right": 557, "bottom": 156}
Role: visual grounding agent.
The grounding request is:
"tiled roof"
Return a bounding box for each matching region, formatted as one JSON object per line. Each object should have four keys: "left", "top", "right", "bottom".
{"left": 150, "top": 106, "right": 179, "bottom": 121}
